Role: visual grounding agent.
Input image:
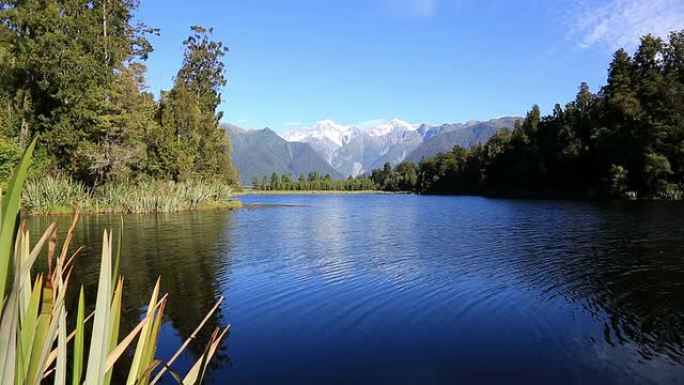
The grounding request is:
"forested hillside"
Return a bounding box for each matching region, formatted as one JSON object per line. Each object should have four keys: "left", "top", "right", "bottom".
{"left": 404, "top": 117, "right": 518, "bottom": 163}
{"left": 224, "top": 124, "right": 341, "bottom": 184}
{"left": 372, "top": 32, "right": 684, "bottom": 200}
{"left": 0, "top": 1, "right": 238, "bottom": 186}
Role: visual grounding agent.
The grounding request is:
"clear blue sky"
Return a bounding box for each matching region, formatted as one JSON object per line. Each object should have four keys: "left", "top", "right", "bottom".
{"left": 136, "top": 0, "right": 684, "bottom": 133}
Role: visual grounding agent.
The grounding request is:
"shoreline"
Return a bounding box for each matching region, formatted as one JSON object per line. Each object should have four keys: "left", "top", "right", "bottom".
{"left": 237, "top": 190, "right": 410, "bottom": 195}
{"left": 22, "top": 200, "right": 243, "bottom": 216}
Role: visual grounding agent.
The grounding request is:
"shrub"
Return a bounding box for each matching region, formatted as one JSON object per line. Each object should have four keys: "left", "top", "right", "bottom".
{"left": 20, "top": 175, "right": 240, "bottom": 214}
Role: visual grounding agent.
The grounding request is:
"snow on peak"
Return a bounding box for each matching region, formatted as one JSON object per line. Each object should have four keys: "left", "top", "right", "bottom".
{"left": 368, "top": 119, "right": 419, "bottom": 137}
{"left": 282, "top": 118, "right": 418, "bottom": 145}
{"left": 282, "top": 120, "right": 360, "bottom": 148}
{"left": 313, "top": 119, "right": 344, "bottom": 131}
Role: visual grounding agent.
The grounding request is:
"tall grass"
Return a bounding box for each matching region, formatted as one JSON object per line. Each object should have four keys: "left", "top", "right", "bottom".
{"left": 22, "top": 176, "right": 240, "bottom": 215}
{"left": 22, "top": 175, "right": 91, "bottom": 214}
{"left": 1, "top": 140, "right": 229, "bottom": 384}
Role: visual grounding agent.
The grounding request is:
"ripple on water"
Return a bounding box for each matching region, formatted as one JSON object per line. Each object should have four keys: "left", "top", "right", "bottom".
{"left": 27, "top": 195, "right": 684, "bottom": 385}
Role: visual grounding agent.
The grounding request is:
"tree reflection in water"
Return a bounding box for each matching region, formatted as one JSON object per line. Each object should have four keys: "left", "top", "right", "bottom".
{"left": 28, "top": 210, "right": 234, "bottom": 383}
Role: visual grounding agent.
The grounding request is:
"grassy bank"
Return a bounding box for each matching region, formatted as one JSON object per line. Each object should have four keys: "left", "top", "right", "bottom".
{"left": 22, "top": 175, "right": 241, "bottom": 215}
{"left": 238, "top": 189, "right": 409, "bottom": 195}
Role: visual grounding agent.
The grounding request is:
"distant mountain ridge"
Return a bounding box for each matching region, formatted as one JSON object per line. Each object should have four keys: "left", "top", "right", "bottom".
{"left": 405, "top": 117, "right": 519, "bottom": 163}
{"left": 282, "top": 120, "right": 361, "bottom": 163}
{"left": 223, "top": 124, "right": 342, "bottom": 184}
{"left": 281, "top": 117, "right": 519, "bottom": 176}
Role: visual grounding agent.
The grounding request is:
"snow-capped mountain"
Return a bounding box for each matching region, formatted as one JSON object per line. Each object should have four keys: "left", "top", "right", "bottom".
{"left": 280, "top": 117, "right": 518, "bottom": 177}
{"left": 282, "top": 119, "right": 360, "bottom": 147}
{"left": 333, "top": 119, "right": 436, "bottom": 176}
{"left": 283, "top": 119, "right": 424, "bottom": 175}
{"left": 367, "top": 119, "right": 418, "bottom": 137}
{"left": 224, "top": 124, "right": 342, "bottom": 184}
{"left": 282, "top": 120, "right": 361, "bottom": 163}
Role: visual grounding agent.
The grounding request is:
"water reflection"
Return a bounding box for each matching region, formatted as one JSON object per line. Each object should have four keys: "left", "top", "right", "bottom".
{"left": 27, "top": 211, "right": 234, "bottom": 383}
{"left": 481, "top": 201, "right": 684, "bottom": 364}
{"left": 24, "top": 196, "right": 684, "bottom": 384}
{"left": 226, "top": 195, "right": 684, "bottom": 384}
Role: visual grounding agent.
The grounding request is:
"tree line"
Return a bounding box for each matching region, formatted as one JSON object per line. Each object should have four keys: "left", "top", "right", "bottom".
{"left": 0, "top": 1, "right": 238, "bottom": 186}
{"left": 371, "top": 31, "right": 684, "bottom": 200}
{"left": 252, "top": 171, "right": 376, "bottom": 191}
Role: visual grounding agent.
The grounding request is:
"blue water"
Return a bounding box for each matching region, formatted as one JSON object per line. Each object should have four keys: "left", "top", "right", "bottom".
{"left": 29, "top": 194, "right": 684, "bottom": 384}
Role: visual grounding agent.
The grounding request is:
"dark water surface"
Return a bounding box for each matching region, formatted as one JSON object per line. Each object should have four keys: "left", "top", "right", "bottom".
{"left": 28, "top": 194, "right": 684, "bottom": 384}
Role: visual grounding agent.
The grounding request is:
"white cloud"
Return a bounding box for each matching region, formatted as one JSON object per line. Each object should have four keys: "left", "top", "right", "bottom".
{"left": 566, "top": 0, "right": 684, "bottom": 50}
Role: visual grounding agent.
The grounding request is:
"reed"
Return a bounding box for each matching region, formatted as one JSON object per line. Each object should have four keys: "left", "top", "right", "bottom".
{"left": 0, "top": 139, "right": 229, "bottom": 384}
{"left": 22, "top": 175, "right": 241, "bottom": 215}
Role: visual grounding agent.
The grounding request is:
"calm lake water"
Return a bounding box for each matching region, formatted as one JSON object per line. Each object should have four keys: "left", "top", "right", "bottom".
{"left": 28, "top": 194, "right": 684, "bottom": 384}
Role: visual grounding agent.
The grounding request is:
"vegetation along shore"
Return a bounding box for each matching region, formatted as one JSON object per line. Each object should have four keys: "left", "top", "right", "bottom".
{"left": 0, "top": 2, "right": 240, "bottom": 214}
{"left": 244, "top": 30, "right": 684, "bottom": 204}
{"left": 0, "top": 140, "right": 228, "bottom": 385}
{"left": 369, "top": 32, "right": 684, "bottom": 200}
{"left": 239, "top": 189, "right": 406, "bottom": 195}
{"left": 22, "top": 175, "right": 241, "bottom": 215}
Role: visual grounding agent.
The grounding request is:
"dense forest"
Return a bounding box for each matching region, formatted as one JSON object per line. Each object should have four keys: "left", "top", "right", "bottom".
{"left": 372, "top": 31, "right": 684, "bottom": 200}
{"left": 0, "top": 1, "right": 238, "bottom": 187}
{"left": 252, "top": 171, "right": 375, "bottom": 191}
{"left": 3, "top": 2, "right": 681, "bottom": 203}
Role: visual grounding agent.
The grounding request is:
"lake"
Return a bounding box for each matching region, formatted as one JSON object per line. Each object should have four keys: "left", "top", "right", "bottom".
{"left": 28, "top": 194, "right": 684, "bottom": 384}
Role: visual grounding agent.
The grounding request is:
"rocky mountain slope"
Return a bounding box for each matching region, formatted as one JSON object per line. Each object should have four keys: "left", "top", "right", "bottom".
{"left": 224, "top": 124, "right": 342, "bottom": 184}
{"left": 282, "top": 117, "right": 518, "bottom": 176}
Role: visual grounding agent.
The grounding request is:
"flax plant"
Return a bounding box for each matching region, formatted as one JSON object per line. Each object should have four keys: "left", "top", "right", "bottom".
{"left": 0, "top": 139, "right": 229, "bottom": 384}
{"left": 22, "top": 177, "right": 238, "bottom": 215}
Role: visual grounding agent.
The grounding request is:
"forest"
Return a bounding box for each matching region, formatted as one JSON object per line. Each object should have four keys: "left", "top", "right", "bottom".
{"left": 0, "top": 1, "right": 238, "bottom": 191}
{"left": 372, "top": 31, "right": 684, "bottom": 200}
{"left": 252, "top": 171, "right": 376, "bottom": 191}
{"left": 3, "top": 1, "right": 682, "bottom": 203}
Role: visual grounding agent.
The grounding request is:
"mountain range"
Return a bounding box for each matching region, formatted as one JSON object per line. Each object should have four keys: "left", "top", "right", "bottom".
{"left": 223, "top": 124, "right": 342, "bottom": 184}
{"left": 405, "top": 118, "right": 519, "bottom": 163}
{"left": 225, "top": 117, "right": 519, "bottom": 183}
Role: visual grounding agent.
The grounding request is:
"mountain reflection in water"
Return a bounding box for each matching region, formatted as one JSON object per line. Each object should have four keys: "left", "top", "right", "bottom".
{"left": 29, "top": 195, "right": 684, "bottom": 384}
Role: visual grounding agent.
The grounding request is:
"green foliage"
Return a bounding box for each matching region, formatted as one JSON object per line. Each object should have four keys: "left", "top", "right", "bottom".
{"left": 22, "top": 175, "right": 240, "bottom": 215}
{"left": 642, "top": 152, "right": 673, "bottom": 198}
{"left": 0, "top": 135, "right": 21, "bottom": 185}
{"left": 159, "top": 26, "right": 238, "bottom": 184}
{"left": 0, "top": 137, "right": 35, "bottom": 311}
{"left": 254, "top": 171, "right": 376, "bottom": 191}
{"left": 607, "top": 164, "right": 629, "bottom": 198}
{"left": 0, "top": 139, "right": 228, "bottom": 385}
{"left": 0, "top": 3, "right": 238, "bottom": 191}
{"left": 376, "top": 31, "right": 684, "bottom": 200}
{"left": 22, "top": 175, "right": 91, "bottom": 214}
{"left": 371, "top": 162, "right": 418, "bottom": 191}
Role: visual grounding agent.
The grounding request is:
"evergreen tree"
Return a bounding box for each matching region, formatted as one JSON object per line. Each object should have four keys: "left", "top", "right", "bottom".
{"left": 0, "top": 3, "right": 240, "bottom": 188}
{"left": 159, "top": 26, "right": 237, "bottom": 183}
{"left": 0, "top": 0, "right": 156, "bottom": 183}
{"left": 374, "top": 30, "right": 684, "bottom": 200}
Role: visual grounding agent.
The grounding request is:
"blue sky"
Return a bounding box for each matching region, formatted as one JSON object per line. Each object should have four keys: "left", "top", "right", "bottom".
{"left": 136, "top": 0, "right": 684, "bottom": 133}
